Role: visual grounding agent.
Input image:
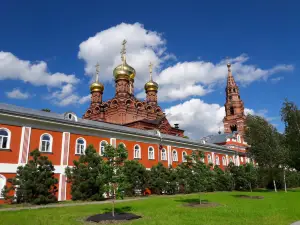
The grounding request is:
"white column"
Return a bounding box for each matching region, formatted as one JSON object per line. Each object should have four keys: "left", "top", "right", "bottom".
{"left": 167, "top": 146, "right": 172, "bottom": 166}
{"left": 18, "top": 127, "right": 31, "bottom": 164}
{"left": 211, "top": 152, "right": 215, "bottom": 166}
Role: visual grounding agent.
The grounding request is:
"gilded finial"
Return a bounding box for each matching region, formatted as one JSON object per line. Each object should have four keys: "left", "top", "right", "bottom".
{"left": 95, "top": 62, "right": 100, "bottom": 82}
{"left": 149, "top": 62, "right": 153, "bottom": 81}
{"left": 121, "top": 39, "right": 127, "bottom": 65}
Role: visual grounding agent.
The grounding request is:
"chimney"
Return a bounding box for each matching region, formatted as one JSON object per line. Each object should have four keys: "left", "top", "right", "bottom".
{"left": 174, "top": 124, "right": 179, "bottom": 129}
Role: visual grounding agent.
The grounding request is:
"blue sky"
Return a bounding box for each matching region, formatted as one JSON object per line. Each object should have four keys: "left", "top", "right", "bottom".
{"left": 0, "top": 0, "right": 299, "bottom": 138}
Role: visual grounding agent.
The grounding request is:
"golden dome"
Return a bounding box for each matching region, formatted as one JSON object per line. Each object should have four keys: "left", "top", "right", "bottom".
{"left": 90, "top": 81, "right": 104, "bottom": 93}
{"left": 145, "top": 80, "right": 159, "bottom": 92}
{"left": 113, "top": 62, "right": 136, "bottom": 81}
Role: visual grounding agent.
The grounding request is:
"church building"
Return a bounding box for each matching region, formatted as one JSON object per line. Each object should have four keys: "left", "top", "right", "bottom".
{"left": 0, "top": 41, "right": 248, "bottom": 203}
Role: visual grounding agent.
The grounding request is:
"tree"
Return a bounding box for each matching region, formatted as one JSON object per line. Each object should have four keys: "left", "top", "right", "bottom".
{"left": 213, "top": 165, "right": 233, "bottom": 191}
{"left": 148, "top": 163, "right": 171, "bottom": 194}
{"left": 65, "top": 145, "right": 106, "bottom": 201}
{"left": 245, "top": 114, "right": 287, "bottom": 192}
{"left": 2, "top": 149, "right": 58, "bottom": 205}
{"left": 122, "top": 160, "right": 148, "bottom": 196}
{"left": 281, "top": 100, "right": 300, "bottom": 171}
{"left": 103, "top": 143, "right": 128, "bottom": 217}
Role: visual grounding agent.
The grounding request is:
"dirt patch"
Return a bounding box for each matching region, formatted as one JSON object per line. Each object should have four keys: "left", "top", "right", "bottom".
{"left": 86, "top": 212, "right": 142, "bottom": 224}
{"left": 235, "top": 195, "right": 264, "bottom": 199}
{"left": 183, "top": 202, "right": 221, "bottom": 208}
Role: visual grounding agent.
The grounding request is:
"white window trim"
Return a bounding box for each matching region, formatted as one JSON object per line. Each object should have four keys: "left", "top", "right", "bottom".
{"left": 222, "top": 156, "right": 227, "bottom": 166}
{"left": 182, "top": 151, "right": 187, "bottom": 162}
{"left": 75, "top": 137, "right": 86, "bottom": 155}
{"left": 215, "top": 156, "right": 220, "bottom": 165}
{"left": 134, "top": 144, "right": 141, "bottom": 159}
{"left": 161, "top": 148, "right": 167, "bottom": 161}
{"left": 0, "top": 174, "right": 6, "bottom": 199}
{"left": 207, "top": 154, "right": 212, "bottom": 164}
{"left": 148, "top": 146, "right": 155, "bottom": 160}
{"left": 39, "top": 133, "right": 53, "bottom": 153}
{"left": 172, "top": 150, "right": 178, "bottom": 162}
{"left": 0, "top": 128, "right": 11, "bottom": 149}
{"left": 100, "top": 140, "right": 108, "bottom": 156}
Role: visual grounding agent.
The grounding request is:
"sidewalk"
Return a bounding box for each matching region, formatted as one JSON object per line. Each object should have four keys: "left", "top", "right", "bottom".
{"left": 0, "top": 197, "right": 145, "bottom": 212}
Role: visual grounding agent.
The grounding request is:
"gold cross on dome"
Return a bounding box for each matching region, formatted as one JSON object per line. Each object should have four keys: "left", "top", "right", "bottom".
{"left": 149, "top": 62, "right": 153, "bottom": 80}
{"left": 120, "top": 39, "right": 127, "bottom": 63}
{"left": 95, "top": 63, "right": 100, "bottom": 82}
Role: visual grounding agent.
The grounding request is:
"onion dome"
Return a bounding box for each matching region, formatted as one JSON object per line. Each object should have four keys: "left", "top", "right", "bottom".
{"left": 113, "top": 39, "right": 136, "bottom": 81}
{"left": 144, "top": 62, "right": 159, "bottom": 92}
{"left": 145, "top": 80, "right": 159, "bottom": 92}
{"left": 90, "top": 63, "right": 104, "bottom": 93}
{"left": 90, "top": 81, "right": 104, "bottom": 93}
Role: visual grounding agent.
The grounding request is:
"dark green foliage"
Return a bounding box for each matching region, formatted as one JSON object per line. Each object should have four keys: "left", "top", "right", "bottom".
{"left": 281, "top": 100, "right": 300, "bottom": 171}
{"left": 2, "top": 149, "right": 58, "bottom": 205}
{"left": 148, "top": 163, "right": 174, "bottom": 194}
{"left": 122, "top": 160, "right": 148, "bottom": 196}
{"left": 213, "top": 166, "right": 233, "bottom": 191}
{"left": 65, "top": 145, "right": 106, "bottom": 201}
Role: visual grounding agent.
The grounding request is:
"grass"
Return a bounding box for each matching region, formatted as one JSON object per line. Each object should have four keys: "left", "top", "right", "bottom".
{"left": 0, "top": 191, "right": 300, "bottom": 225}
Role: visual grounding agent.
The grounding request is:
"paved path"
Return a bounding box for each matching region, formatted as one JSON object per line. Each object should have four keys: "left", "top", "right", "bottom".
{"left": 291, "top": 222, "right": 300, "bottom": 225}
{"left": 0, "top": 198, "right": 145, "bottom": 212}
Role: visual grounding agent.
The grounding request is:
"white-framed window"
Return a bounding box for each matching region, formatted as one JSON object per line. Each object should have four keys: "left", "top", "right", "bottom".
{"left": 148, "top": 146, "right": 154, "bottom": 160}
{"left": 172, "top": 150, "right": 178, "bottom": 162}
{"left": 161, "top": 148, "right": 167, "bottom": 161}
{"left": 100, "top": 140, "right": 108, "bottom": 156}
{"left": 182, "top": 151, "right": 187, "bottom": 162}
{"left": 229, "top": 157, "right": 233, "bottom": 163}
{"left": 76, "top": 138, "right": 86, "bottom": 155}
{"left": 215, "top": 156, "right": 220, "bottom": 165}
{"left": 207, "top": 154, "right": 212, "bottom": 164}
{"left": 241, "top": 157, "right": 244, "bottom": 163}
{"left": 39, "top": 133, "right": 53, "bottom": 152}
{"left": 222, "top": 156, "right": 227, "bottom": 166}
{"left": 237, "top": 135, "right": 241, "bottom": 143}
{"left": 0, "top": 174, "right": 6, "bottom": 199}
{"left": 134, "top": 144, "right": 141, "bottom": 159}
{"left": 0, "top": 128, "right": 11, "bottom": 149}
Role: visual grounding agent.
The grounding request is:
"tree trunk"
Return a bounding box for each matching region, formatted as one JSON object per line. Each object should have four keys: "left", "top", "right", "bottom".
{"left": 249, "top": 182, "right": 252, "bottom": 192}
{"left": 199, "top": 194, "right": 201, "bottom": 205}
{"left": 112, "top": 187, "right": 115, "bottom": 217}
{"left": 283, "top": 169, "right": 287, "bottom": 193}
{"left": 273, "top": 179, "right": 277, "bottom": 192}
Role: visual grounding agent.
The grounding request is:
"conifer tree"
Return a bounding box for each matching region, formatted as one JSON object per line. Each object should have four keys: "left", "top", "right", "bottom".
{"left": 65, "top": 145, "right": 106, "bottom": 201}
{"left": 2, "top": 149, "right": 58, "bottom": 205}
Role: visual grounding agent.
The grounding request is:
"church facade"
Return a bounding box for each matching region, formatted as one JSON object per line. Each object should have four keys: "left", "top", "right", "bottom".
{"left": 0, "top": 41, "right": 248, "bottom": 203}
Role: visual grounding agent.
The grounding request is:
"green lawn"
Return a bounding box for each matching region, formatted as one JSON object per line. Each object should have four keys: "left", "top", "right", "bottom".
{"left": 0, "top": 191, "right": 300, "bottom": 225}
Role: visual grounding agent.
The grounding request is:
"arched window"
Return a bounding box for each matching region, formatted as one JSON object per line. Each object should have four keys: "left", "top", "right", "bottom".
{"left": 161, "top": 148, "right": 167, "bottom": 161}
{"left": 222, "top": 156, "right": 227, "bottom": 166}
{"left": 182, "top": 151, "right": 187, "bottom": 162}
{"left": 207, "top": 154, "right": 212, "bottom": 164}
{"left": 0, "top": 128, "right": 11, "bottom": 149}
{"left": 172, "top": 150, "right": 178, "bottom": 162}
{"left": 215, "top": 156, "right": 220, "bottom": 165}
{"left": 148, "top": 147, "right": 154, "bottom": 160}
{"left": 76, "top": 138, "right": 86, "bottom": 155}
{"left": 100, "top": 140, "right": 108, "bottom": 156}
{"left": 0, "top": 174, "right": 6, "bottom": 198}
{"left": 134, "top": 145, "right": 141, "bottom": 159}
{"left": 39, "top": 133, "right": 53, "bottom": 152}
{"left": 229, "top": 157, "right": 233, "bottom": 163}
{"left": 230, "top": 107, "right": 235, "bottom": 115}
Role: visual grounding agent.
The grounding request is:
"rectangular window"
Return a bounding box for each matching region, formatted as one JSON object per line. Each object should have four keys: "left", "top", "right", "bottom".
{"left": 0, "top": 136, "right": 7, "bottom": 149}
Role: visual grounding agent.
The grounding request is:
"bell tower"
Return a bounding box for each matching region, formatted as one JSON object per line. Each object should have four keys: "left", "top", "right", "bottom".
{"left": 223, "top": 62, "right": 246, "bottom": 134}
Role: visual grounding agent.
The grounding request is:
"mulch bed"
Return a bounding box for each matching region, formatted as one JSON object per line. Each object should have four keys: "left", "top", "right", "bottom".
{"left": 86, "top": 212, "right": 142, "bottom": 224}
{"left": 184, "top": 202, "right": 221, "bottom": 208}
{"left": 236, "top": 195, "right": 264, "bottom": 199}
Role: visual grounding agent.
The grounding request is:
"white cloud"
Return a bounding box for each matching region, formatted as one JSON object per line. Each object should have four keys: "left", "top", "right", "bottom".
{"left": 165, "top": 98, "right": 256, "bottom": 139}
{"left": 271, "top": 76, "right": 284, "bottom": 83}
{"left": 78, "top": 22, "right": 172, "bottom": 89}
{"left": 49, "top": 84, "right": 90, "bottom": 106}
{"left": 0, "top": 52, "right": 79, "bottom": 87}
{"left": 5, "top": 88, "right": 31, "bottom": 99}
